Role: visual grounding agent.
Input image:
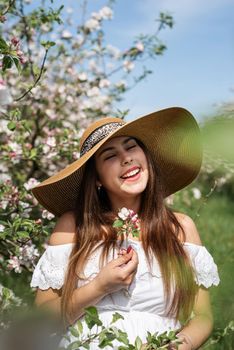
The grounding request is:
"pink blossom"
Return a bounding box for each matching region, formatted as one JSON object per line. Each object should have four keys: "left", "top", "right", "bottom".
{"left": 46, "top": 136, "right": 56, "bottom": 147}
{"left": 24, "top": 178, "right": 40, "bottom": 191}
{"left": 7, "top": 256, "right": 22, "bottom": 273}
{"left": 11, "top": 37, "right": 20, "bottom": 46}
{"left": 123, "top": 60, "right": 135, "bottom": 72}
{"left": 136, "top": 42, "right": 144, "bottom": 52}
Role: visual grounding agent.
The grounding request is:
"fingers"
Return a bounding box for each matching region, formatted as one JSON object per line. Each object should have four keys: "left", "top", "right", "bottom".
{"left": 121, "top": 250, "right": 138, "bottom": 275}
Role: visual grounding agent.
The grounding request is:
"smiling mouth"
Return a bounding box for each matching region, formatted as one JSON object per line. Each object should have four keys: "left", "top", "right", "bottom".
{"left": 121, "top": 167, "right": 141, "bottom": 179}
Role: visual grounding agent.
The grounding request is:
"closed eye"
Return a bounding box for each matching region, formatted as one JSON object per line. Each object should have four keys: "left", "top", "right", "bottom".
{"left": 126, "top": 144, "right": 136, "bottom": 150}
{"left": 104, "top": 154, "right": 116, "bottom": 160}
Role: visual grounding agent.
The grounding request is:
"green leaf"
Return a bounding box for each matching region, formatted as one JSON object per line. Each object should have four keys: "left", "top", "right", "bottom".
{"left": 113, "top": 219, "right": 123, "bottom": 228}
{"left": 13, "top": 57, "right": 22, "bottom": 73}
{"left": 75, "top": 319, "right": 83, "bottom": 335}
{"left": 98, "top": 329, "right": 115, "bottom": 348}
{"left": 21, "top": 120, "right": 32, "bottom": 133}
{"left": 0, "top": 37, "right": 9, "bottom": 51}
{"left": 17, "top": 231, "right": 30, "bottom": 239}
{"left": 84, "top": 306, "right": 102, "bottom": 330}
{"left": 111, "top": 312, "right": 124, "bottom": 324}
{"left": 41, "top": 40, "right": 56, "bottom": 50}
{"left": 69, "top": 326, "right": 80, "bottom": 338}
{"left": 67, "top": 341, "right": 82, "bottom": 350}
{"left": 116, "top": 330, "right": 129, "bottom": 345}
{"left": 7, "top": 121, "right": 17, "bottom": 131}
{"left": 29, "top": 148, "right": 38, "bottom": 159}
{"left": 2, "top": 55, "right": 14, "bottom": 71}
{"left": 134, "top": 336, "right": 142, "bottom": 350}
{"left": 2, "top": 287, "right": 11, "bottom": 299}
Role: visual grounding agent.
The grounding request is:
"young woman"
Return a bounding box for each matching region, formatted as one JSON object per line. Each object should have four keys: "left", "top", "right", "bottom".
{"left": 30, "top": 107, "right": 220, "bottom": 349}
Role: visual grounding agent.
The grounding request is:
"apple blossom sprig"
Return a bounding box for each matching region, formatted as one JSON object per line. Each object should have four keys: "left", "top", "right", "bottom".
{"left": 112, "top": 207, "right": 140, "bottom": 248}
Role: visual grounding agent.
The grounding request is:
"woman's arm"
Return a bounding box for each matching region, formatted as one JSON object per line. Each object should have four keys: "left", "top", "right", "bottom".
{"left": 176, "top": 287, "right": 213, "bottom": 350}
{"left": 34, "top": 211, "right": 138, "bottom": 325}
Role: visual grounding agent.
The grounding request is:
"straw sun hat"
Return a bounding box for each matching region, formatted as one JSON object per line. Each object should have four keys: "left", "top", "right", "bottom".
{"left": 32, "top": 107, "right": 202, "bottom": 216}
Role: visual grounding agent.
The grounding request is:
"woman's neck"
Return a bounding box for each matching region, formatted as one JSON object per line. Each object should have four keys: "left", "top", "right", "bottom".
{"left": 109, "top": 194, "right": 141, "bottom": 214}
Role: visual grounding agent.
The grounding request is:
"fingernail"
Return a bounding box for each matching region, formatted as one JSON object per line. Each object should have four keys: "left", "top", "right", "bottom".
{"left": 127, "top": 245, "right": 132, "bottom": 253}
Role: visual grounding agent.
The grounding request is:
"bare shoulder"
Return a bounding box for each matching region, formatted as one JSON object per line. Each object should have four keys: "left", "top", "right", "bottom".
{"left": 49, "top": 211, "right": 77, "bottom": 245}
{"left": 174, "top": 212, "right": 202, "bottom": 245}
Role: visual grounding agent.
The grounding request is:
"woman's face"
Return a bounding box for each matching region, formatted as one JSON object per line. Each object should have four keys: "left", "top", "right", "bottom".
{"left": 94, "top": 136, "right": 149, "bottom": 203}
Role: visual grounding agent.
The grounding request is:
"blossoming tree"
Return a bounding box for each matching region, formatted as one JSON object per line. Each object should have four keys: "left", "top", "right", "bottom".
{"left": 0, "top": 0, "right": 175, "bottom": 327}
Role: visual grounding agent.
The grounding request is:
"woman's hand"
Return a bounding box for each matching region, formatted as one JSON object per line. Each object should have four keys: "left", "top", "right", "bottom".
{"left": 94, "top": 247, "right": 138, "bottom": 295}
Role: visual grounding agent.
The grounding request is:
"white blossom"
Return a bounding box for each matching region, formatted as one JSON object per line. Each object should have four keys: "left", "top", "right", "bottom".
{"left": 123, "top": 60, "right": 135, "bottom": 72}
{"left": 41, "top": 23, "right": 51, "bottom": 33}
{"left": 99, "top": 6, "right": 113, "bottom": 20}
{"left": 192, "top": 188, "right": 202, "bottom": 199}
{"left": 24, "top": 178, "right": 40, "bottom": 191}
{"left": 42, "top": 210, "right": 55, "bottom": 220}
{"left": 0, "top": 224, "right": 5, "bottom": 232}
{"left": 72, "top": 151, "right": 80, "bottom": 160}
{"left": 61, "top": 30, "right": 73, "bottom": 39}
{"left": 7, "top": 256, "right": 22, "bottom": 273}
{"left": 19, "top": 244, "right": 40, "bottom": 261}
{"left": 0, "top": 81, "right": 12, "bottom": 106}
{"left": 136, "top": 41, "right": 144, "bottom": 52}
{"left": 58, "top": 85, "right": 66, "bottom": 94}
{"left": 45, "top": 109, "right": 57, "bottom": 120}
{"left": 75, "top": 34, "right": 84, "bottom": 45}
{"left": 118, "top": 207, "right": 130, "bottom": 221}
{"left": 0, "top": 173, "right": 11, "bottom": 182}
{"left": 106, "top": 44, "right": 121, "bottom": 59}
{"left": 8, "top": 142, "right": 22, "bottom": 154}
{"left": 42, "top": 144, "right": 50, "bottom": 154}
{"left": 0, "top": 200, "right": 8, "bottom": 210}
{"left": 91, "top": 11, "right": 102, "bottom": 21}
{"left": 84, "top": 18, "right": 100, "bottom": 32}
{"left": 87, "top": 86, "right": 100, "bottom": 97}
{"left": 18, "top": 201, "right": 30, "bottom": 209}
{"left": 216, "top": 177, "right": 227, "bottom": 187}
{"left": 46, "top": 136, "right": 56, "bottom": 147}
{"left": 115, "top": 80, "right": 127, "bottom": 88}
{"left": 0, "top": 120, "right": 12, "bottom": 134}
{"left": 99, "top": 79, "right": 110, "bottom": 88}
{"left": 78, "top": 72, "right": 87, "bottom": 81}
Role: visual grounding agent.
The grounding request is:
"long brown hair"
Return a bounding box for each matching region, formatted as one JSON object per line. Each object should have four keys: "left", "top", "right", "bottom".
{"left": 61, "top": 139, "right": 197, "bottom": 324}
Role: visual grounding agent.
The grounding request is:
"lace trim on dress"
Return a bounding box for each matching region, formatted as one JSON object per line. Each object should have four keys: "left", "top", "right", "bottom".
{"left": 30, "top": 241, "right": 220, "bottom": 290}
{"left": 30, "top": 243, "right": 73, "bottom": 290}
{"left": 183, "top": 243, "right": 220, "bottom": 288}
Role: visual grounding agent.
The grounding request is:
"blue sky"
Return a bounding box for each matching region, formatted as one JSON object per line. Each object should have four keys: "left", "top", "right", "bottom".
{"left": 57, "top": 0, "right": 234, "bottom": 122}
{"left": 105, "top": 0, "right": 234, "bottom": 121}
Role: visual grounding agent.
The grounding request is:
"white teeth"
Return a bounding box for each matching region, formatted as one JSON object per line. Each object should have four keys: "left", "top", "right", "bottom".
{"left": 122, "top": 168, "right": 140, "bottom": 178}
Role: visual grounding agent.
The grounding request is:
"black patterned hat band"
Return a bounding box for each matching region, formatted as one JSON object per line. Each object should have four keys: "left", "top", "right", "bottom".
{"left": 80, "top": 122, "right": 124, "bottom": 157}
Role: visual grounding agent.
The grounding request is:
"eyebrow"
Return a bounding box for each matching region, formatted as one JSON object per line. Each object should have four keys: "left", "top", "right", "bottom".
{"left": 97, "top": 137, "right": 134, "bottom": 157}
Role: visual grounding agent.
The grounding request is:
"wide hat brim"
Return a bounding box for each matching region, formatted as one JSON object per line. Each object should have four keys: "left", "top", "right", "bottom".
{"left": 32, "top": 107, "right": 202, "bottom": 216}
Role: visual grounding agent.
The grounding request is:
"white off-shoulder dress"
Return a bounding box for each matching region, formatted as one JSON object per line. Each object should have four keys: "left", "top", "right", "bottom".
{"left": 30, "top": 239, "right": 220, "bottom": 349}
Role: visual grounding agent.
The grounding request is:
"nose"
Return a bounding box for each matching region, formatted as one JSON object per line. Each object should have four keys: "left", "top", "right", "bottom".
{"left": 121, "top": 150, "right": 133, "bottom": 166}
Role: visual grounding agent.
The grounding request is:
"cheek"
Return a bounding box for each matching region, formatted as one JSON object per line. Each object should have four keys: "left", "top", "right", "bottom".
{"left": 96, "top": 163, "right": 118, "bottom": 185}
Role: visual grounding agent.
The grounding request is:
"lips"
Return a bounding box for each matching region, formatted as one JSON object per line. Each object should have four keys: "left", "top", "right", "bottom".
{"left": 120, "top": 166, "right": 141, "bottom": 179}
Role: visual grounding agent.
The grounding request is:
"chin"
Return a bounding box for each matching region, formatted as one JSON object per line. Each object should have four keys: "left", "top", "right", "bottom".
{"left": 122, "top": 183, "right": 147, "bottom": 195}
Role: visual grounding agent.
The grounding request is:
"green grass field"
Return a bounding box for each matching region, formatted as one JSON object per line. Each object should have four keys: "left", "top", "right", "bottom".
{"left": 193, "top": 194, "right": 234, "bottom": 349}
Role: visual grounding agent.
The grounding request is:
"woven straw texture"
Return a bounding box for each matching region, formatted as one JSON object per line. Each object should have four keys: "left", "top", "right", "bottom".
{"left": 32, "top": 107, "right": 202, "bottom": 216}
